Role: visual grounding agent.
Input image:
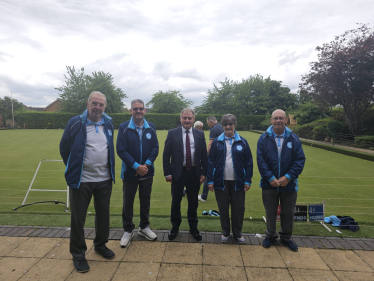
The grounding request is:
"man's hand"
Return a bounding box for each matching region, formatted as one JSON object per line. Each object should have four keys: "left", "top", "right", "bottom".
{"left": 244, "top": 184, "right": 251, "bottom": 191}
{"left": 200, "top": 175, "right": 205, "bottom": 185}
{"left": 165, "top": 176, "right": 172, "bottom": 183}
{"left": 270, "top": 178, "right": 280, "bottom": 187}
{"left": 208, "top": 184, "right": 214, "bottom": 192}
{"left": 278, "top": 176, "right": 290, "bottom": 187}
{"left": 135, "top": 165, "right": 148, "bottom": 176}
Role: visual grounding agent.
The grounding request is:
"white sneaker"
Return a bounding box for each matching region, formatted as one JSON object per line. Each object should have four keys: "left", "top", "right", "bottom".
{"left": 198, "top": 195, "right": 206, "bottom": 202}
{"left": 138, "top": 227, "right": 157, "bottom": 240}
{"left": 120, "top": 231, "right": 134, "bottom": 248}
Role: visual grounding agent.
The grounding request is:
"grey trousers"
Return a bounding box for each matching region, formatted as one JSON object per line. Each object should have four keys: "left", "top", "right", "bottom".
{"left": 70, "top": 179, "right": 112, "bottom": 261}
{"left": 214, "top": 180, "right": 246, "bottom": 238}
{"left": 122, "top": 177, "right": 153, "bottom": 232}
{"left": 262, "top": 188, "right": 297, "bottom": 242}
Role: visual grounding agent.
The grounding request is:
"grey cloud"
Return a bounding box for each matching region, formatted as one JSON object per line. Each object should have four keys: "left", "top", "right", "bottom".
{"left": 278, "top": 48, "right": 314, "bottom": 66}
{"left": 0, "top": 74, "right": 60, "bottom": 107}
{"left": 153, "top": 62, "right": 174, "bottom": 81}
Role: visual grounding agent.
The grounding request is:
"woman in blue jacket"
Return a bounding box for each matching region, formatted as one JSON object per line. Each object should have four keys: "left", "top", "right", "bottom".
{"left": 207, "top": 114, "right": 253, "bottom": 244}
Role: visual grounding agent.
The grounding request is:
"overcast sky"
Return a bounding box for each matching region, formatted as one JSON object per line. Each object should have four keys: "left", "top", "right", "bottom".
{"left": 0, "top": 0, "right": 373, "bottom": 108}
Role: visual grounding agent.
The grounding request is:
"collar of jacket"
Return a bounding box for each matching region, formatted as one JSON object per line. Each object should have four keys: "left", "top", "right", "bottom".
{"left": 217, "top": 131, "right": 241, "bottom": 143}
{"left": 127, "top": 116, "right": 150, "bottom": 130}
{"left": 79, "top": 109, "right": 112, "bottom": 124}
{"left": 266, "top": 125, "right": 292, "bottom": 138}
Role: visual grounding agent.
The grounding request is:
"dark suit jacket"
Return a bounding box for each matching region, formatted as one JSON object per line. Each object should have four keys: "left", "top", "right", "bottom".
{"left": 163, "top": 126, "right": 207, "bottom": 181}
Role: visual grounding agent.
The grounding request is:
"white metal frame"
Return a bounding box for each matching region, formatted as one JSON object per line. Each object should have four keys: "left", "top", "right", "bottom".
{"left": 20, "top": 159, "right": 69, "bottom": 210}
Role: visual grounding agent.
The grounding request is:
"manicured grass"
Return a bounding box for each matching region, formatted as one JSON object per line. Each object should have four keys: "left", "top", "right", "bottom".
{"left": 1, "top": 129, "right": 373, "bottom": 238}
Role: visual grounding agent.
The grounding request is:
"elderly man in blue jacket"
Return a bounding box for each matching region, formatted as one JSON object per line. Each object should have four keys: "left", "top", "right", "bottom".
{"left": 257, "top": 109, "right": 306, "bottom": 252}
{"left": 117, "top": 99, "right": 159, "bottom": 248}
{"left": 60, "top": 91, "right": 116, "bottom": 273}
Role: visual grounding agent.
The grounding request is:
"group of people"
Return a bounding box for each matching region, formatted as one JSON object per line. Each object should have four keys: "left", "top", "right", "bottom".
{"left": 60, "top": 91, "right": 306, "bottom": 273}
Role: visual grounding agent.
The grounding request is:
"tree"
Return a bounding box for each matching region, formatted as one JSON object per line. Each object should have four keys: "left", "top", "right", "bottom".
{"left": 195, "top": 75, "right": 297, "bottom": 115}
{"left": 146, "top": 90, "right": 193, "bottom": 113}
{"left": 56, "top": 66, "right": 127, "bottom": 113}
{"left": 300, "top": 24, "right": 374, "bottom": 135}
{"left": 0, "top": 96, "right": 24, "bottom": 127}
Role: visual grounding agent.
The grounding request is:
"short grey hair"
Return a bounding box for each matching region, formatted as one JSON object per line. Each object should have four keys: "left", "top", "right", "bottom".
{"left": 207, "top": 116, "right": 217, "bottom": 122}
{"left": 194, "top": 121, "right": 203, "bottom": 128}
{"left": 180, "top": 108, "right": 195, "bottom": 117}
{"left": 131, "top": 99, "right": 145, "bottom": 108}
{"left": 221, "top": 114, "right": 237, "bottom": 126}
{"left": 88, "top": 91, "right": 107, "bottom": 104}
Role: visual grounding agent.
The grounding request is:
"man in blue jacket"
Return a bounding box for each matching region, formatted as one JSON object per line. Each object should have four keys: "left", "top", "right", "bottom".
{"left": 257, "top": 109, "right": 306, "bottom": 252}
{"left": 117, "top": 99, "right": 159, "bottom": 248}
{"left": 60, "top": 91, "right": 116, "bottom": 273}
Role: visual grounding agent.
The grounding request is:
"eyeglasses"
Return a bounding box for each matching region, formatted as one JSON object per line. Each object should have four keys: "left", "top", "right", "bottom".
{"left": 182, "top": 117, "right": 193, "bottom": 120}
{"left": 222, "top": 123, "right": 234, "bottom": 127}
{"left": 272, "top": 117, "right": 285, "bottom": 121}
{"left": 132, "top": 107, "right": 144, "bottom": 112}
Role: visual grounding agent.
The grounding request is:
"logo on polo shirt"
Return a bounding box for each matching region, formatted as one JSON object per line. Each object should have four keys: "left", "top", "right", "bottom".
{"left": 287, "top": 142, "right": 292, "bottom": 148}
{"left": 236, "top": 145, "right": 243, "bottom": 151}
{"left": 108, "top": 129, "right": 112, "bottom": 136}
{"left": 146, "top": 133, "right": 151, "bottom": 139}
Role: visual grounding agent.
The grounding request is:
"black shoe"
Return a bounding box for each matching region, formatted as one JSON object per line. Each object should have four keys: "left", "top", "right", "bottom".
{"left": 94, "top": 247, "right": 115, "bottom": 259}
{"left": 262, "top": 237, "right": 275, "bottom": 248}
{"left": 168, "top": 227, "right": 179, "bottom": 240}
{"left": 280, "top": 239, "right": 298, "bottom": 252}
{"left": 73, "top": 259, "right": 90, "bottom": 273}
{"left": 190, "top": 228, "right": 202, "bottom": 241}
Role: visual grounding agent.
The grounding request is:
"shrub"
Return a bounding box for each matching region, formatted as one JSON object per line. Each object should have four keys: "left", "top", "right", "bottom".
{"left": 354, "top": 136, "right": 374, "bottom": 148}
{"left": 312, "top": 125, "right": 327, "bottom": 141}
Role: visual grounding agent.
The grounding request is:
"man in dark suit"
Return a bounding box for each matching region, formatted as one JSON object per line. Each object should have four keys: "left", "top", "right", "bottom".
{"left": 163, "top": 108, "right": 207, "bottom": 241}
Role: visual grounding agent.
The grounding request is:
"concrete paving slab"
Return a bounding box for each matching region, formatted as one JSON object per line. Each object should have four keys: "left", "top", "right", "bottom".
{"left": 288, "top": 268, "right": 339, "bottom": 281}
{"left": 245, "top": 267, "right": 292, "bottom": 281}
{"left": 157, "top": 264, "right": 202, "bottom": 281}
{"left": 45, "top": 238, "right": 71, "bottom": 260}
{"left": 66, "top": 260, "right": 119, "bottom": 281}
{"left": 19, "top": 258, "right": 74, "bottom": 281}
{"left": 316, "top": 249, "right": 374, "bottom": 272}
{"left": 355, "top": 250, "right": 374, "bottom": 269}
{"left": 163, "top": 242, "right": 202, "bottom": 265}
{"left": 334, "top": 270, "right": 374, "bottom": 281}
{"left": 278, "top": 247, "right": 329, "bottom": 270}
{"left": 203, "top": 243, "right": 243, "bottom": 267}
{"left": 240, "top": 245, "right": 286, "bottom": 268}
{"left": 112, "top": 262, "right": 160, "bottom": 281}
{"left": 0, "top": 257, "right": 40, "bottom": 281}
{"left": 85, "top": 240, "right": 126, "bottom": 262}
{"left": 122, "top": 240, "right": 166, "bottom": 263}
{"left": 202, "top": 265, "right": 247, "bottom": 280}
{"left": 0, "top": 236, "right": 29, "bottom": 256}
{"left": 8, "top": 237, "right": 62, "bottom": 258}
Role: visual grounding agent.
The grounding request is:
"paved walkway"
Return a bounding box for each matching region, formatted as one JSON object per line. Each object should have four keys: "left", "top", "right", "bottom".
{"left": 1, "top": 226, "right": 374, "bottom": 280}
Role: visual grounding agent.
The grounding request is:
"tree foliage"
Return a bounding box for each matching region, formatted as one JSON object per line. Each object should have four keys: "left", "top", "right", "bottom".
{"left": 146, "top": 90, "right": 193, "bottom": 114}
{"left": 56, "top": 66, "right": 127, "bottom": 113}
{"left": 0, "top": 96, "right": 25, "bottom": 126}
{"left": 300, "top": 24, "right": 374, "bottom": 135}
{"left": 195, "top": 74, "right": 297, "bottom": 115}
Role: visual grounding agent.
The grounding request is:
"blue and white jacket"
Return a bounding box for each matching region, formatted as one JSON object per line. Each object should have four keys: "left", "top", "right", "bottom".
{"left": 117, "top": 117, "right": 159, "bottom": 181}
{"left": 59, "top": 109, "right": 115, "bottom": 189}
{"left": 257, "top": 126, "right": 306, "bottom": 192}
{"left": 207, "top": 132, "right": 253, "bottom": 191}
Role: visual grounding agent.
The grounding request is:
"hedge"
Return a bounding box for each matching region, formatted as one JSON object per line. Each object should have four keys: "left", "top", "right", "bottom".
{"left": 15, "top": 112, "right": 265, "bottom": 130}
{"left": 301, "top": 140, "right": 374, "bottom": 162}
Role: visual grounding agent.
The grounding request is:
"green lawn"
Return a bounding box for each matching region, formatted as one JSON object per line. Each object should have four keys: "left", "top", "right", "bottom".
{"left": 1, "top": 129, "right": 373, "bottom": 238}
